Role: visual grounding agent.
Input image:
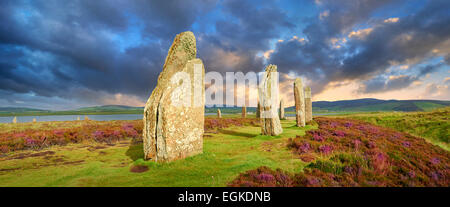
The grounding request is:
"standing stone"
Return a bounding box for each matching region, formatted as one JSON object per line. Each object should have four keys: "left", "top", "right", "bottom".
{"left": 242, "top": 105, "right": 247, "bottom": 118}
{"left": 259, "top": 64, "right": 283, "bottom": 136}
{"left": 32, "top": 118, "right": 37, "bottom": 123}
{"left": 305, "top": 86, "right": 313, "bottom": 123}
{"left": 77, "top": 116, "right": 80, "bottom": 121}
{"left": 256, "top": 102, "right": 261, "bottom": 118}
{"left": 217, "top": 109, "right": 222, "bottom": 118}
{"left": 12, "top": 116, "right": 17, "bottom": 124}
{"left": 279, "top": 98, "right": 285, "bottom": 120}
{"left": 294, "top": 78, "right": 306, "bottom": 127}
{"left": 84, "top": 115, "right": 89, "bottom": 121}
{"left": 143, "top": 31, "right": 204, "bottom": 162}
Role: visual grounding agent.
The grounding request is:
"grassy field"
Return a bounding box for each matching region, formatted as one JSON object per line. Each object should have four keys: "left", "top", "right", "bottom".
{"left": 0, "top": 118, "right": 315, "bottom": 187}
{"left": 1, "top": 109, "right": 448, "bottom": 187}
{"left": 334, "top": 107, "right": 450, "bottom": 151}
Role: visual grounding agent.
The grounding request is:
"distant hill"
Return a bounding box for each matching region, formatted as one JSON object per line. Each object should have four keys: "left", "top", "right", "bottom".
{"left": 1, "top": 99, "right": 449, "bottom": 117}
{"left": 0, "top": 107, "right": 49, "bottom": 114}
{"left": 284, "top": 98, "right": 450, "bottom": 112}
{"left": 206, "top": 99, "right": 450, "bottom": 113}
{"left": 76, "top": 105, "right": 144, "bottom": 112}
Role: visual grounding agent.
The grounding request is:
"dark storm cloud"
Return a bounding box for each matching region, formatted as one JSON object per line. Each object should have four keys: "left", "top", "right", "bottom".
{"left": 0, "top": 0, "right": 218, "bottom": 106}
{"left": 315, "top": 0, "right": 399, "bottom": 35}
{"left": 357, "top": 62, "right": 445, "bottom": 94}
{"left": 131, "top": 0, "right": 218, "bottom": 41}
{"left": 358, "top": 75, "right": 418, "bottom": 93}
{"left": 198, "top": 0, "right": 295, "bottom": 73}
{"left": 418, "top": 63, "right": 444, "bottom": 77}
{"left": 269, "top": 0, "right": 450, "bottom": 95}
{"left": 1, "top": 0, "right": 449, "bottom": 109}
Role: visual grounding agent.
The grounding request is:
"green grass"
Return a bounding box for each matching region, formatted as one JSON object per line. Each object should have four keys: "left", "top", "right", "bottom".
{"left": 0, "top": 119, "right": 315, "bottom": 187}
{"left": 334, "top": 107, "right": 450, "bottom": 151}
{"left": 414, "top": 101, "right": 445, "bottom": 111}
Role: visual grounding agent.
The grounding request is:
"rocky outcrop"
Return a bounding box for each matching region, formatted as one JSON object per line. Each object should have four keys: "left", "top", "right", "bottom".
{"left": 143, "top": 31, "right": 204, "bottom": 162}
{"left": 279, "top": 98, "right": 285, "bottom": 120}
{"left": 304, "top": 86, "right": 312, "bottom": 123}
{"left": 259, "top": 64, "right": 283, "bottom": 136}
{"left": 294, "top": 78, "right": 305, "bottom": 127}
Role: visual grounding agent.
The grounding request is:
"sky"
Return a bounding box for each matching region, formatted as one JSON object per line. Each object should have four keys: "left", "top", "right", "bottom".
{"left": 0, "top": 0, "right": 449, "bottom": 110}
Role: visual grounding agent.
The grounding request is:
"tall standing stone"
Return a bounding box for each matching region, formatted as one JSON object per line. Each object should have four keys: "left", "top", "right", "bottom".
{"left": 143, "top": 31, "right": 204, "bottom": 162}
{"left": 32, "top": 118, "right": 37, "bottom": 123}
{"left": 294, "top": 78, "right": 306, "bottom": 127}
{"left": 242, "top": 105, "right": 247, "bottom": 118}
{"left": 259, "top": 64, "right": 283, "bottom": 136}
{"left": 279, "top": 98, "right": 285, "bottom": 120}
{"left": 217, "top": 109, "right": 222, "bottom": 118}
{"left": 305, "top": 86, "right": 313, "bottom": 123}
{"left": 85, "top": 115, "right": 89, "bottom": 121}
{"left": 256, "top": 102, "right": 260, "bottom": 118}
{"left": 12, "top": 116, "right": 17, "bottom": 124}
{"left": 77, "top": 116, "right": 80, "bottom": 121}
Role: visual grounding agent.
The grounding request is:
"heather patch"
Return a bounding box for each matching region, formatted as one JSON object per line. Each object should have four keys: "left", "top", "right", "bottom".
{"left": 0, "top": 121, "right": 142, "bottom": 153}
{"left": 340, "top": 107, "right": 450, "bottom": 150}
{"left": 204, "top": 118, "right": 259, "bottom": 133}
{"left": 0, "top": 118, "right": 259, "bottom": 153}
{"left": 230, "top": 117, "right": 450, "bottom": 187}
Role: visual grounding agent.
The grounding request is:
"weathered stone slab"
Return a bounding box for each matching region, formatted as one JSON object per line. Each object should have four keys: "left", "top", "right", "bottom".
{"left": 279, "top": 98, "right": 285, "bottom": 120}
{"left": 217, "top": 109, "right": 221, "bottom": 118}
{"left": 259, "top": 64, "right": 283, "bottom": 136}
{"left": 304, "top": 86, "right": 312, "bottom": 123}
{"left": 143, "top": 31, "right": 204, "bottom": 162}
{"left": 294, "top": 78, "right": 305, "bottom": 127}
{"left": 242, "top": 105, "right": 247, "bottom": 118}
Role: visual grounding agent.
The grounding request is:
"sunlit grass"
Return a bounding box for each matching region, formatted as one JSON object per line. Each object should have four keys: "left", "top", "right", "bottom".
{"left": 0, "top": 119, "right": 314, "bottom": 186}
{"left": 332, "top": 107, "right": 450, "bottom": 150}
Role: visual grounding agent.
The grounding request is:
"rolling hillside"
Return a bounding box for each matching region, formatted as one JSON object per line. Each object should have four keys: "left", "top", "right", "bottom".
{"left": 76, "top": 105, "right": 144, "bottom": 112}
{"left": 208, "top": 99, "right": 450, "bottom": 113}
{"left": 0, "top": 107, "right": 49, "bottom": 115}
{"left": 1, "top": 99, "right": 449, "bottom": 116}
{"left": 309, "top": 98, "right": 450, "bottom": 112}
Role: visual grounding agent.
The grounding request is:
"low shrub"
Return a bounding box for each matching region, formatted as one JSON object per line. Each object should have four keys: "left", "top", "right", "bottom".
{"left": 230, "top": 117, "right": 450, "bottom": 187}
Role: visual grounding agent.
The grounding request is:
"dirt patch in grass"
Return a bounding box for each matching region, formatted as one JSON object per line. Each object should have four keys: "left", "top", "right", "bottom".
{"left": 7, "top": 151, "right": 55, "bottom": 160}
{"left": 52, "top": 158, "right": 66, "bottom": 163}
{"left": 0, "top": 167, "right": 21, "bottom": 172}
{"left": 87, "top": 146, "right": 108, "bottom": 151}
{"left": 261, "top": 141, "right": 273, "bottom": 152}
{"left": 62, "top": 160, "right": 84, "bottom": 165}
{"left": 130, "top": 165, "right": 149, "bottom": 173}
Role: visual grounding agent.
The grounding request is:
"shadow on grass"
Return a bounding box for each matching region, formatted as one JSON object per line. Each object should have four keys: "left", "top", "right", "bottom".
{"left": 218, "top": 129, "right": 257, "bottom": 138}
{"left": 126, "top": 142, "right": 144, "bottom": 161}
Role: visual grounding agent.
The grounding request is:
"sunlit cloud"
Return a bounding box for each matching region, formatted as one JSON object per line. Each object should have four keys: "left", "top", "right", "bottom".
{"left": 384, "top": 17, "right": 399, "bottom": 23}
{"left": 348, "top": 28, "right": 373, "bottom": 39}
